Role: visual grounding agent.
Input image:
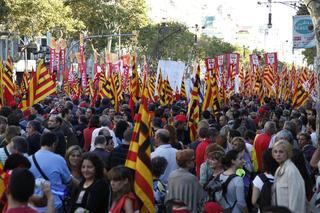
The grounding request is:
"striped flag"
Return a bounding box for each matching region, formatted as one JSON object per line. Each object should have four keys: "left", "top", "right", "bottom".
{"left": 156, "top": 69, "right": 163, "bottom": 100}
{"left": 148, "top": 74, "right": 156, "bottom": 103}
{"left": 19, "top": 67, "right": 37, "bottom": 111}
{"left": 211, "top": 72, "right": 220, "bottom": 116}
{"left": 202, "top": 71, "right": 213, "bottom": 112}
{"left": 129, "top": 55, "right": 139, "bottom": 117}
{"left": 165, "top": 76, "right": 173, "bottom": 105}
{"left": 3, "top": 57, "right": 15, "bottom": 105}
{"left": 21, "top": 70, "right": 30, "bottom": 94}
{"left": 33, "top": 60, "right": 56, "bottom": 104}
{"left": 180, "top": 78, "right": 187, "bottom": 100}
{"left": 292, "top": 83, "right": 309, "bottom": 108}
{"left": 263, "top": 65, "right": 274, "bottom": 96}
{"left": 187, "top": 65, "right": 201, "bottom": 142}
{"left": 125, "top": 74, "right": 155, "bottom": 213}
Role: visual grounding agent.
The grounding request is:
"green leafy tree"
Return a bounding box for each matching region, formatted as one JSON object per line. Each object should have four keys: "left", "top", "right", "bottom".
{"left": 66, "top": 0, "right": 149, "bottom": 51}
{"left": 3, "top": 0, "right": 84, "bottom": 37}
{"left": 138, "top": 22, "right": 195, "bottom": 65}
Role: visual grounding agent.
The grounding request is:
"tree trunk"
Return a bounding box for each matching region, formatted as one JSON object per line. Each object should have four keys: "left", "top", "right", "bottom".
{"left": 304, "top": 0, "right": 320, "bottom": 139}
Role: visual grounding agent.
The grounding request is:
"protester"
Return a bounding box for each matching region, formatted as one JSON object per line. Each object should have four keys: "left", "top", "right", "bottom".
{"left": 26, "top": 120, "right": 42, "bottom": 155}
{"left": 83, "top": 115, "right": 100, "bottom": 152}
{"left": 71, "top": 153, "right": 110, "bottom": 212}
{"left": 108, "top": 166, "right": 140, "bottom": 212}
{"left": 108, "top": 129, "right": 132, "bottom": 169}
{"left": 165, "top": 149, "right": 206, "bottom": 213}
{"left": 6, "top": 168, "right": 54, "bottom": 213}
{"left": 152, "top": 156, "right": 168, "bottom": 213}
{"left": 151, "top": 128, "right": 177, "bottom": 184}
{"left": 65, "top": 145, "right": 83, "bottom": 182}
{"left": 219, "top": 149, "right": 248, "bottom": 213}
{"left": 271, "top": 140, "right": 306, "bottom": 213}
{"left": 29, "top": 132, "right": 72, "bottom": 212}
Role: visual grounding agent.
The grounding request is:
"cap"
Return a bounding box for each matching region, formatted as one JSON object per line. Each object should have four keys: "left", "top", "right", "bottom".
{"left": 174, "top": 114, "right": 187, "bottom": 123}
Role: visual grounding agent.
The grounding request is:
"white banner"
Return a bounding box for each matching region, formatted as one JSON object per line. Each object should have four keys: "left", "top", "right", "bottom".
{"left": 156, "top": 60, "right": 186, "bottom": 93}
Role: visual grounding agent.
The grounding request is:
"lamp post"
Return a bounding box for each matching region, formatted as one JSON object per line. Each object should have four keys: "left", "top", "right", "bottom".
{"left": 257, "top": 0, "right": 302, "bottom": 28}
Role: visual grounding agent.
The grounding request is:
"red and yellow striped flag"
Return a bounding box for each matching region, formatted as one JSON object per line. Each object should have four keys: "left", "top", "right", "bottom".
{"left": 125, "top": 74, "right": 155, "bottom": 213}
{"left": 180, "top": 78, "right": 187, "bottom": 100}
{"left": 19, "top": 67, "right": 37, "bottom": 111}
{"left": 33, "top": 60, "right": 56, "bottom": 104}
{"left": 202, "top": 71, "right": 213, "bottom": 112}
{"left": 129, "top": 55, "right": 140, "bottom": 116}
{"left": 187, "top": 65, "right": 201, "bottom": 141}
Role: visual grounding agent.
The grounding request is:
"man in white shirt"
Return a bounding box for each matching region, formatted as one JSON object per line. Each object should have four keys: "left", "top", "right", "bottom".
{"left": 151, "top": 129, "right": 177, "bottom": 184}
{"left": 90, "top": 115, "right": 117, "bottom": 151}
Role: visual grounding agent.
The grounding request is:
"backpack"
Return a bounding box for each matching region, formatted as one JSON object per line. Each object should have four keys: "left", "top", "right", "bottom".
{"left": 205, "top": 174, "right": 237, "bottom": 208}
{"left": 257, "top": 173, "right": 273, "bottom": 210}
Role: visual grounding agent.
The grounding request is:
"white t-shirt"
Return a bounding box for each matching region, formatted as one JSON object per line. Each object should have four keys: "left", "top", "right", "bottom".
{"left": 252, "top": 173, "right": 274, "bottom": 191}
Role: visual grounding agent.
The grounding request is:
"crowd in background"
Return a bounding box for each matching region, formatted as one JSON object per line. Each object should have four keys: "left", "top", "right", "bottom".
{"left": 0, "top": 93, "right": 319, "bottom": 213}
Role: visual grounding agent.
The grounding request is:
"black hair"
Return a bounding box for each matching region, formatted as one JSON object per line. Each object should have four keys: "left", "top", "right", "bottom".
{"left": 28, "top": 120, "right": 42, "bottom": 132}
{"left": 244, "top": 130, "right": 256, "bottom": 141}
{"left": 8, "top": 168, "right": 35, "bottom": 203}
{"left": 88, "top": 115, "right": 100, "bottom": 128}
{"left": 94, "top": 135, "right": 107, "bottom": 145}
{"left": 79, "top": 115, "right": 88, "bottom": 125}
{"left": 229, "top": 129, "right": 241, "bottom": 139}
{"left": 151, "top": 156, "right": 168, "bottom": 178}
{"left": 81, "top": 153, "right": 104, "bottom": 179}
{"left": 262, "top": 149, "right": 278, "bottom": 175}
{"left": 221, "top": 149, "right": 240, "bottom": 168}
{"left": 4, "top": 153, "right": 31, "bottom": 171}
{"left": 199, "top": 127, "right": 210, "bottom": 138}
{"left": 0, "top": 106, "right": 12, "bottom": 117}
{"left": 40, "top": 132, "right": 58, "bottom": 147}
{"left": 61, "top": 108, "right": 70, "bottom": 118}
{"left": 115, "top": 120, "right": 129, "bottom": 141}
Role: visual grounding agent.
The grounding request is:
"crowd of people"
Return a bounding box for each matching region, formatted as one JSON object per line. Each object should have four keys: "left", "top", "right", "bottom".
{"left": 0, "top": 93, "right": 319, "bottom": 213}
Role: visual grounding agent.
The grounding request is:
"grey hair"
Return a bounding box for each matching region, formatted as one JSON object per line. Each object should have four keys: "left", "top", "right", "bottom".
{"left": 275, "top": 129, "right": 293, "bottom": 144}
{"left": 264, "top": 121, "right": 276, "bottom": 134}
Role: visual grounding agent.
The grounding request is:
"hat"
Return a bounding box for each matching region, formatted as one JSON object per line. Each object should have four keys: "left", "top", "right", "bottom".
{"left": 258, "top": 107, "right": 266, "bottom": 115}
{"left": 174, "top": 114, "right": 187, "bottom": 123}
{"left": 203, "top": 202, "right": 223, "bottom": 213}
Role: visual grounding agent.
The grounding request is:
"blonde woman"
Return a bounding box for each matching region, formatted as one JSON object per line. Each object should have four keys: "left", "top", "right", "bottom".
{"left": 272, "top": 139, "right": 306, "bottom": 213}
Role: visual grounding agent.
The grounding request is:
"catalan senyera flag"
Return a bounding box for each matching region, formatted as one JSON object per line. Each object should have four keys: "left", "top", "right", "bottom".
{"left": 156, "top": 69, "right": 163, "bottom": 100}
{"left": 187, "top": 65, "right": 201, "bottom": 142}
{"left": 125, "top": 74, "right": 155, "bottom": 213}
{"left": 211, "top": 72, "right": 220, "bottom": 116}
{"left": 33, "top": 60, "right": 56, "bottom": 104}
{"left": 19, "top": 68, "right": 37, "bottom": 111}
{"left": 3, "top": 57, "right": 15, "bottom": 105}
{"left": 165, "top": 76, "right": 173, "bottom": 105}
{"left": 263, "top": 65, "right": 275, "bottom": 96}
{"left": 180, "top": 78, "right": 187, "bottom": 100}
{"left": 129, "top": 55, "right": 139, "bottom": 117}
{"left": 292, "top": 83, "right": 309, "bottom": 109}
{"left": 21, "top": 71, "right": 30, "bottom": 94}
{"left": 202, "top": 71, "right": 213, "bottom": 112}
{"left": 147, "top": 74, "right": 156, "bottom": 103}
{"left": 3, "top": 57, "right": 15, "bottom": 96}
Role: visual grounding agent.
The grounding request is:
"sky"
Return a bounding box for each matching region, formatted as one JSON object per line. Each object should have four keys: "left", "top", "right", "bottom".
{"left": 146, "top": 0, "right": 305, "bottom": 64}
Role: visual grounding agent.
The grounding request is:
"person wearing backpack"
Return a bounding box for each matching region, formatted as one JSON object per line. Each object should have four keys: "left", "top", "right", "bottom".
{"left": 251, "top": 149, "right": 278, "bottom": 211}
{"left": 218, "top": 150, "right": 248, "bottom": 213}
